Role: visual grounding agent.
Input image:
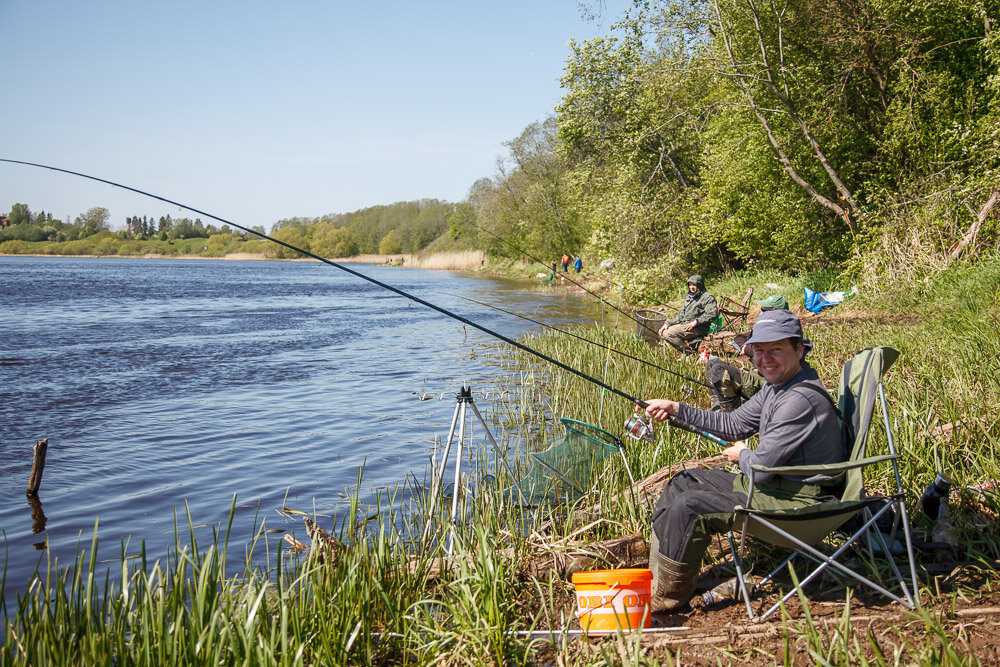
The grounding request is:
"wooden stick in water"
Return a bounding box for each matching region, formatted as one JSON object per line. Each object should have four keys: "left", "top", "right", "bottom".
{"left": 26, "top": 438, "right": 48, "bottom": 496}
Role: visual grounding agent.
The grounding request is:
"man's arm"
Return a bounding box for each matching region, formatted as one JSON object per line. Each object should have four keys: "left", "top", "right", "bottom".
{"left": 693, "top": 294, "right": 719, "bottom": 327}
{"left": 674, "top": 389, "right": 763, "bottom": 441}
{"left": 737, "top": 393, "right": 815, "bottom": 482}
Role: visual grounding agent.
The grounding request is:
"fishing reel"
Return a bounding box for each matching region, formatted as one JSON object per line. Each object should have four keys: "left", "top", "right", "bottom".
{"left": 623, "top": 412, "right": 655, "bottom": 442}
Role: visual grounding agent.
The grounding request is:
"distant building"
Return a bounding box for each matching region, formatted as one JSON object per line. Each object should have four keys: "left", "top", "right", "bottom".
{"left": 0, "top": 215, "right": 9, "bottom": 229}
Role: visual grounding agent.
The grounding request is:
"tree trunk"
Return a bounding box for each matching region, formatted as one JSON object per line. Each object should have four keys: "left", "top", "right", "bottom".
{"left": 721, "top": 0, "right": 857, "bottom": 231}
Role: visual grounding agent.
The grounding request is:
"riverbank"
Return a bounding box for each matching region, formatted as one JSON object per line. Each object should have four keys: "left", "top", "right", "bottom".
{"left": 3, "top": 256, "right": 998, "bottom": 664}
{"left": 0, "top": 249, "right": 489, "bottom": 270}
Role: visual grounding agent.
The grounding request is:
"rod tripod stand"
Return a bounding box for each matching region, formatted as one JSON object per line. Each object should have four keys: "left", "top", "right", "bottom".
{"left": 424, "top": 386, "right": 503, "bottom": 555}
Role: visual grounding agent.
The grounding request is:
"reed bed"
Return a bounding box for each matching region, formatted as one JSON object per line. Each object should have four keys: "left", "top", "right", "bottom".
{"left": 331, "top": 250, "right": 486, "bottom": 271}
{"left": 2, "top": 258, "right": 998, "bottom": 665}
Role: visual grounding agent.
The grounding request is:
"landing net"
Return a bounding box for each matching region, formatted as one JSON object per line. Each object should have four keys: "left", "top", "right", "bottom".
{"left": 514, "top": 417, "right": 623, "bottom": 505}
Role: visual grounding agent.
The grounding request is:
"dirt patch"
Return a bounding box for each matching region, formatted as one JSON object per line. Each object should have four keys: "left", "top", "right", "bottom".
{"left": 542, "top": 580, "right": 1000, "bottom": 664}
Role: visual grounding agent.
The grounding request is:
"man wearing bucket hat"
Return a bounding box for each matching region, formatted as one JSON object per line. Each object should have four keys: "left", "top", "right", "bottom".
{"left": 640, "top": 309, "right": 844, "bottom": 612}
{"left": 702, "top": 295, "right": 789, "bottom": 412}
{"left": 659, "top": 275, "right": 718, "bottom": 353}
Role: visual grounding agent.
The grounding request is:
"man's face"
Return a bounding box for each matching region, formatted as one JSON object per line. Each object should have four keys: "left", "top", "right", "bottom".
{"left": 687, "top": 283, "right": 698, "bottom": 294}
{"left": 750, "top": 338, "right": 802, "bottom": 384}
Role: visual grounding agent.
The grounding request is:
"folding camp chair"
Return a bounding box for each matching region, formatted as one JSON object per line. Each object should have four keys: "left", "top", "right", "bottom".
{"left": 724, "top": 346, "right": 920, "bottom": 621}
{"left": 717, "top": 287, "right": 754, "bottom": 333}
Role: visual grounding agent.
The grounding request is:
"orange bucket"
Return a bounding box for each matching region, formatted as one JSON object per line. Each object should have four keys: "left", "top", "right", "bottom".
{"left": 571, "top": 568, "right": 652, "bottom": 632}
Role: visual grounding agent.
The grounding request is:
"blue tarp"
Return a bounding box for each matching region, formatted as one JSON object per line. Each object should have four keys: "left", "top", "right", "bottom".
{"left": 803, "top": 287, "right": 855, "bottom": 314}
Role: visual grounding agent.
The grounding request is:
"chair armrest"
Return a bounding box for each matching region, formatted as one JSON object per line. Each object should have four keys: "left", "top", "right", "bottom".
{"left": 749, "top": 454, "right": 898, "bottom": 476}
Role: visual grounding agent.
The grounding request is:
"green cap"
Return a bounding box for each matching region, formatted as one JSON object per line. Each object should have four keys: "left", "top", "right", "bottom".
{"left": 758, "top": 295, "right": 789, "bottom": 311}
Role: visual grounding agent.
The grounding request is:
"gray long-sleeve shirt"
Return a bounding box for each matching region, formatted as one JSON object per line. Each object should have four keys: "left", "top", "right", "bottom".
{"left": 676, "top": 364, "right": 844, "bottom": 483}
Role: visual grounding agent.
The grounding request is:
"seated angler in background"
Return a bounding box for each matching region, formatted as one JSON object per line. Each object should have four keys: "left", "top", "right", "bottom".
{"left": 659, "top": 274, "right": 718, "bottom": 354}
{"left": 702, "top": 295, "right": 789, "bottom": 412}
{"left": 640, "top": 310, "right": 845, "bottom": 612}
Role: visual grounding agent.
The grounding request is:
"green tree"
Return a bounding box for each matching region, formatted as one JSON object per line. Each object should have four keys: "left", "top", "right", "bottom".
{"left": 8, "top": 203, "right": 31, "bottom": 226}
{"left": 311, "top": 224, "right": 359, "bottom": 257}
{"left": 267, "top": 226, "right": 310, "bottom": 258}
{"left": 74, "top": 207, "right": 110, "bottom": 236}
{"left": 378, "top": 228, "right": 403, "bottom": 254}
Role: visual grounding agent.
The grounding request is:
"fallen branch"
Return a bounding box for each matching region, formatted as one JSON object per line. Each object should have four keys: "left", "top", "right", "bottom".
{"left": 949, "top": 188, "right": 1000, "bottom": 261}
{"left": 633, "top": 454, "right": 729, "bottom": 504}
{"left": 539, "top": 454, "right": 729, "bottom": 535}
{"left": 413, "top": 532, "right": 650, "bottom": 582}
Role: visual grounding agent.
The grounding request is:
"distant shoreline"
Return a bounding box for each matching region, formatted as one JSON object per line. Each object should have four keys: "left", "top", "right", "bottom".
{"left": 0, "top": 250, "right": 487, "bottom": 271}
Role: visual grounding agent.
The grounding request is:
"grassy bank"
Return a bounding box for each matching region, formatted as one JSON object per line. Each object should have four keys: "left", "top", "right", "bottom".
{"left": 3, "top": 257, "right": 999, "bottom": 665}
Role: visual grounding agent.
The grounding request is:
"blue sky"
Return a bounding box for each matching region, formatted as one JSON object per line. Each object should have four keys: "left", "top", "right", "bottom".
{"left": 1, "top": 1, "right": 625, "bottom": 230}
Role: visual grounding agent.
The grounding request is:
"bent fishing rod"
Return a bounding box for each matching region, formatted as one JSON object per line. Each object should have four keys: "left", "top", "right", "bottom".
{"left": 457, "top": 294, "right": 710, "bottom": 388}
{"left": 0, "top": 158, "right": 725, "bottom": 446}
{"left": 470, "top": 224, "right": 668, "bottom": 340}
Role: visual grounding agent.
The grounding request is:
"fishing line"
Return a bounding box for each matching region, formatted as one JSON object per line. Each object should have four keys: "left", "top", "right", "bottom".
{"left": 470, "top": 223, "right": 668, "bottom": 340}
{"left": 0, "top": 158, "right": 724, "bottom": 445}
{"left": 457, "top": 295, "right": 710, "bottom": 388}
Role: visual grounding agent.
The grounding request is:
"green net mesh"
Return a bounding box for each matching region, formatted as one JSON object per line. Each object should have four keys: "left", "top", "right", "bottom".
{"left": 513, "top": 418, "right": 623, "bottom": 505}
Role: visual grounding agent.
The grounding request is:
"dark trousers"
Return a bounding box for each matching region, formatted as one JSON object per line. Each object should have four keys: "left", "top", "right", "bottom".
{"left": 705, "top": 358, "right": 761, "bottom": 412}
{"left": 652, "top": 468, "right": 836, "bottom": 568}
{"left": 651, "top": 469, "right": 744, "bottom": 567}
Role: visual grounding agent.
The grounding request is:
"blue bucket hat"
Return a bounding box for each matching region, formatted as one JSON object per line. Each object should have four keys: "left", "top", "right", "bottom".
{"left": 746, "top": 309, "right": 812, "bottom": 353}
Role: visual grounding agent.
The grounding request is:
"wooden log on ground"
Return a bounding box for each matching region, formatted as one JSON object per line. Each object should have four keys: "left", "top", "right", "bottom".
{"left": 520, "top": 531, "right": 649, "bottom": 578}
{"left": 540, "top": 454, "right": 729, "bottom": 534}
{"left": 413, "top": 532, "right": 650, "bottom": 581}
{"left": 26, "top": 438, "right": 48, "bottom": 496}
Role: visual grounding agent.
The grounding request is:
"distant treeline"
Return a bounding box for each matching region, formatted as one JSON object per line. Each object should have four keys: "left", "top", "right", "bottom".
{"left": 0, "top": 203, "right": 273, "bottom": 257}
{"left": 0, "top": 199, "right": 474, "bottom": 259}
{"left": 268, "top": 199, "right": 474, "bottom": 259}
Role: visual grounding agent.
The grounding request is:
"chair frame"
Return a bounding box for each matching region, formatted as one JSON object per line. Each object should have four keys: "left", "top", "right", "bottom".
{"left": 725, "top": 384, "right": 920, "bottom": 622}
{"left": 717, "top": 287, "right": 754, "bottom": 334}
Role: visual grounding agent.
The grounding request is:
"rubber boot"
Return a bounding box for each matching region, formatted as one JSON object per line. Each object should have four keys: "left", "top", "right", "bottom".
{"left": 649, "top": 532, "right": 697, "bottom": 612}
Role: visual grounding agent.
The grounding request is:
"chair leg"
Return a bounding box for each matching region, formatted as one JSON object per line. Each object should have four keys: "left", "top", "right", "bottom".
{"left": 862, "top": 506, "right": 877, "bottom": 560}
{"left": 758, "top": 553, "right": 796, "bottom": 589}
{"left": 727, "top": 530, "right": 756, "bottom": 621}
{"left": 867, "top": 505, "right": 916, "bottom": 608}
{"left": 895, "top": 501, "right": 922, "bottom": 607}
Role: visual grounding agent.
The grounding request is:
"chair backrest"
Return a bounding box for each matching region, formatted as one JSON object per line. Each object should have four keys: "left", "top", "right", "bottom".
{"left": 836, "top": 347, "right": 900, "bottom": 501}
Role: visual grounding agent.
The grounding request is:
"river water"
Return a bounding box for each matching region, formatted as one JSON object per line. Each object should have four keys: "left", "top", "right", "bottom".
{"left": 0, "top": 256, "right": 597, "bottom": 601}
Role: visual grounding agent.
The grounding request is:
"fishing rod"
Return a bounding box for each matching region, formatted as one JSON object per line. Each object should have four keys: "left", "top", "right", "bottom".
{"left": 470, "top": 224, "right": 669, "bottom": 340}
{"left": 457, "top": 294, "right": 710, "bottom": 388}
{"left": 0, "top": 158, "right": 726, "bottom": 446}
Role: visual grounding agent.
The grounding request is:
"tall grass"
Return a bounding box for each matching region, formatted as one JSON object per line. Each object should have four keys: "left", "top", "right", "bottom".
{"left": 2, "top": 257, "right": 998, "bottom": 664}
